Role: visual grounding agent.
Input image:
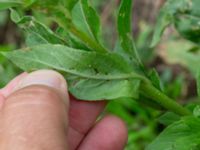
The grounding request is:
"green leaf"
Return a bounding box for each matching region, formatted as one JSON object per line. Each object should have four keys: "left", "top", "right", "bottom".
{"left": 25, "top": 20, "right": 67, "bottom": 46}
{"left": 175, "top": 13, "right": 200, "bottom": 45}
{"left": 158, "top": 112, "right": 180, "bottom": 126}
{"left": 55, "top": 27, "right": 91, "bottom": 50}
{"left": 50, "top": 3, "right": 106, "bottom": 53}
{"left": 117, "top": 0, "right": 142, "bottom": 66}
{"left": 10, "top": 10, "right": 67, "bottom": 46}
{"left": 80, "top": 0, "right": 101, "bottom": 42}
{"left": 69, "top": 78, "right": 140, "bottom": 100}
{"left": 152, "top": 0, "right": 200, "bottom": 46}
{"left": 66, "top": 0, "right": 79, "bottom": 12}
{"left": 10, "top": 8, "right": 21, "bottom": 23}
{"left": 72, "top": 0, "right": 102, "bottom": 43}
{"left": 146, "top": 116, "right": 200, "bottom": 150}
{"left": 1, "top": 44, "right": 142, "bottom": 100}
{"left": 149, "top": 69, "right": 163, "bottom": 91}
{"left": 0, "top": 0, "right": 22, "bottom": 10}
{"left": 174, "top": 0, "right": 200, "bottom": 45}
{"left": 151, "top": 0, "right": 190, "bottom": 47}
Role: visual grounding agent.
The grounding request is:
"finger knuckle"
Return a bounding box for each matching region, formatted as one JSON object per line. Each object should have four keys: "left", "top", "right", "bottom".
{"left": 6, "top": 85, "right": 61, "bottom": 105}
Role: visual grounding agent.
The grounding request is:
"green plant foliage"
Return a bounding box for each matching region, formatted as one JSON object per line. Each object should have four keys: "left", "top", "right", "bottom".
{"left": 148, "top": 69, "right": 164, "bottom": 91}
{"left": 147, "top": 116, "right": 200, "bottom": 150}
{"left": 158, "top": 112, "right": 180, "bottom": 126}
{"left": 117, "top": 0, "right": 142, "bottom": 67}
{"left": 80, "top": 0, "right": 101, "bottom": 42}
{"left": 66, "top": 0, "right": 79, "bottom": 11}
{"left": 0, "top": 1, "right": 22, "bottom": 10}
{"left": 72, "top": 0, "right": 102, "bottom": 43}
{"left": 0, "top": 45, "right": 19, "bottom": 87}
{"left": 1, "top": 0, "right": 200, "bottom": 149}
{"left": 152, "top": 0, "right": 200, "bottom": 47}
{"left": 1, "top": 44, "right": 142, "bottom": 100}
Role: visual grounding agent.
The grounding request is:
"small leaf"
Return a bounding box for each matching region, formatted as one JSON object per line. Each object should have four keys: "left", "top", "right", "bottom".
{"left": 10, "top": 8, "right": 21, "bottom": 23}
{"left": 10, "top": 12, "right": 67, "bottom": 45}
{"left": 72, "top": 0, "right": 102, "bottom": 42}
{"left": 151, "top": 0, "right": 189, "bottom": 47}
{"left": 158, "top": 112, "right": 180, "bottom": 126}
{"left": 117, "top": 0, "right": 142, "bottom": 66}
{"left": 146, "top": 116, "right": 200, "bottom": 150}
{"left": 0, "top": 0, "right": 22, "bottom": 10}
{"left": 56, "top": 27, "right": 91, "bottom": 51}
{"left": 151, "top": 10, "right": 173, "bottom": 47}
{"left": 1, "top": 44, "right": 142, "bottom": 100}
{"left": 174, "top": 0, "right": 200, "bottom": 45}
{"left": 149, "top": 69, "right": 164, "bottom": 91}
{"left": 80, "top": 0, "right": 101, "bottom": 42}
{"left": 25, "top": 20, "right": 67, "bottom": 45}
{"left": 25, "top": 32, "right": 49, "bottom": 46}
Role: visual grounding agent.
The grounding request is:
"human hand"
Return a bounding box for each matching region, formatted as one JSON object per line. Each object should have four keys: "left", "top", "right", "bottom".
{"left": 0, "top": 70, "right": 127, "bottom": 150}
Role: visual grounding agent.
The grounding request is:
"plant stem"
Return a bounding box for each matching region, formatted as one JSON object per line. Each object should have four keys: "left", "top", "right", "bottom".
{"left": 140, "top": 82, "right": 191, "bottom": 116}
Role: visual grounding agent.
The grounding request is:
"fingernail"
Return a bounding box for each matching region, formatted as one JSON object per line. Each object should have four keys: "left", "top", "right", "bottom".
{"left": 15, "top": 70, "right": 68, "bottom": 102}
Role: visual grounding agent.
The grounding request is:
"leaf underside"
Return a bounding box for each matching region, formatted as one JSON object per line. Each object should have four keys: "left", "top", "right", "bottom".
{"left": 1, "top": 44, "right": 141, "bottom": 100}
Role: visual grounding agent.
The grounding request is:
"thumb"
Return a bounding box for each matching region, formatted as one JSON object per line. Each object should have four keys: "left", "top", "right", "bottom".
{"left": 0, "top": 70, "right": 69, "bottom": 150}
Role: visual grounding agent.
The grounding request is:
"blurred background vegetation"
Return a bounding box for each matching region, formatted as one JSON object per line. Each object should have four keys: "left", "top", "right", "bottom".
{"left": 0, "top": 0, "right": 199, "bottom": 149}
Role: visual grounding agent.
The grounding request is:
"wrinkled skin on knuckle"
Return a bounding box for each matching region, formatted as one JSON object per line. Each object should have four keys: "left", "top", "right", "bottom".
{"left": 4, "top": 85, "right": 66, "bottom": 110}
{"left": 0, "top": 85, "right": 68, "bottom": 150}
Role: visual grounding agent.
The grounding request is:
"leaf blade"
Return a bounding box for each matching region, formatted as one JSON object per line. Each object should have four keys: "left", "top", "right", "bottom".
{"left": 117, "top": 0, "right": 142, "bottom": 66}
{"left": 9, "top": 10, "right": 67, "bottom": 46}
{"left": 146, "top": 116, "right": 200, "bottom": 150}
{"left": 69, "top": 78, "right": 140, "bottom": 100}
{"left": 72, "top": 0, "right": 102, "bottom": 43}
{"left": 80, "top": 0, "right": 101, "bottom": 42}
{"left": 1, "top": 44, "right": 142, "bottom": 100}
{"left": 151, "top": 0, "right": 192, "bottom": 47}
{"left": 0, "top": 0, "right": 22, "bottom": 10}
{"left": 66, "top": 0, "right": 79, "bottom": 11}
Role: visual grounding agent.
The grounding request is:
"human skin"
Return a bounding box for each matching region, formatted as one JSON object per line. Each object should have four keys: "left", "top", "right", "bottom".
{"left": 0, "top": 70, "right": 128, "bottom": 150}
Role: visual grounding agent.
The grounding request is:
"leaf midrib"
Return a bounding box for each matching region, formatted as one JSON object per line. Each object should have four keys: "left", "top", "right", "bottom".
{"left": 3, "top": 53, "right": 143, "bottom": 80}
